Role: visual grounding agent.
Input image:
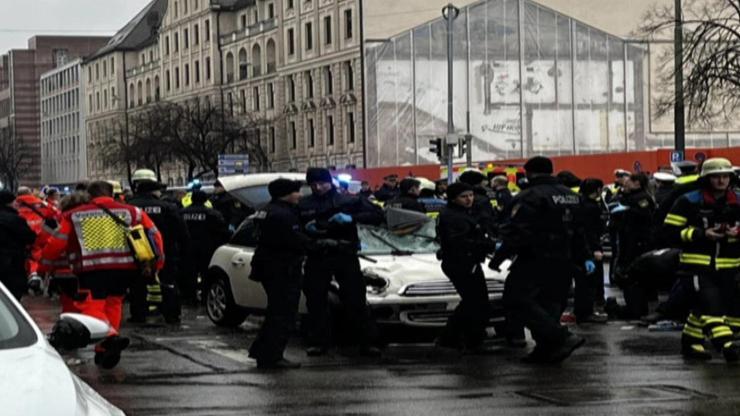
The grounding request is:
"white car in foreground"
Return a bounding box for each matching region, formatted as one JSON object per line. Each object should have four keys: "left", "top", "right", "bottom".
{"left": 0, "top": 283, "right": 125, "bottom": 416}
{"left": 205, "top": 173, "right": 508, "bottom": 330}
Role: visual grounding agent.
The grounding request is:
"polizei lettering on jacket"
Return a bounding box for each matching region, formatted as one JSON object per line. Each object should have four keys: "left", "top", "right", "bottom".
{"left": 551, "top": 195, "right": 580, "bottom": 205}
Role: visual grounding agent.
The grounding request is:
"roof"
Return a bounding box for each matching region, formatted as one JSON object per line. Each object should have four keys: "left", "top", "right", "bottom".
{"left": 87, "top": 0, "right": 168, "bottom": 61}
{"left": 218, "top": 173, "right": 305, "bottom": 192}
{"left": 211, "top": 0, "right": 255, "bottom": 10}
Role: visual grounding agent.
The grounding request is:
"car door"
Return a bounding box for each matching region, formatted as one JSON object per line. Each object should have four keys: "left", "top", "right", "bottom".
{"left": 221, "top": 219, "right": 268, "bottom": 309}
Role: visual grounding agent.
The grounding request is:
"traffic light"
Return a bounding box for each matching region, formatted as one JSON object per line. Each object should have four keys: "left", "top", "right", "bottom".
{"left": 429, "top": 138, "right": 444, "bottom": 161}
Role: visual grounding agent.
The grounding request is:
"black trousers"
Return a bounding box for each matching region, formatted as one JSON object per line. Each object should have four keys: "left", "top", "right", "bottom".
{"left": 180, "top": 249, "right": 212, "bottom": 302}
{"left": 573, "top": 260, "right": 604, "bottom": 318}
{"left": 129, "top": 262, "right": 181, "bottom": 322}
{"left": 439, "top": 261, "right": 490, "bottom": 348}
{"left": 303, "top": 253, "right": 377, "bottom": 348}
{"left": 504, "top": 259, "right": 572, "bottom": 349}
{"left": 249, "top": 261, "right": 302, "bottom": 363}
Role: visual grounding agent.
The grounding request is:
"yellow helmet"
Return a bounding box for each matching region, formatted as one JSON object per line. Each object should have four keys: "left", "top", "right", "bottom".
{"left": 700, "top": 158, "right": 734, "bottom": 177}
{"left": 106, "top": 180, "right": 123, "bottom": 195}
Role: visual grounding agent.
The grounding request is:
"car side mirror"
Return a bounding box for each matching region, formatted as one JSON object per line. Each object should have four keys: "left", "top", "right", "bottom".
{"left": 48, "top": 313, "right": 112, "bottom": 351}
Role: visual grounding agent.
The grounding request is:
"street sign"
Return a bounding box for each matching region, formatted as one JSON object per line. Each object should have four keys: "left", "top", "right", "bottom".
{"left": 670, "top": 151, "right": 684, "bottom": 163}
{"left": 218, "top": 154, "right": 249, "bottom": 175}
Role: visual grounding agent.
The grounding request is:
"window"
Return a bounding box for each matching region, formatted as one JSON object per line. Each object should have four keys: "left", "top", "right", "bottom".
{"left": 185, "top": 64, "right": 190, "bottom": 86}
{"left": 327, "top": 115, "right": 334, "bottom": 146}
{"left": 165, "top": 36, "right": 170, "bottom": 54}
{"left": 103, "top": 89, "right": 108, "bottom": 109}
{"left": 206, "top": 57, "right": 211, "bottom": 80}
{"left": 195, "top": 60, "right": 200, "bottom": 83}
{"left": 324, "top": 66, "right": 333, "bottom": 95}
{"left": 347, "top": 111, "right": 355, "bottom": 143}
{"left": 308, "top": 119, "right": 315, "bottom": 147}
{"left": 88, "top": 95, "right": 93, "bottom": 112}
{"left": 268, "top": 83, "right": 274, "bottom": 108}
{"left": 205, "top": 20, "right": 210, "bottom": 41}
{"left": 111, "top": 87, "right": 116, "bottom": 107}
{"left": 96, "top": 92, "right": 100, "bottom": 110}
{"left": 174, "top": 33, "right": 179, "bottom": 52}
{"left": 305, "top": 22, "right": 313, "bottom": 51}
{"left": 194, "top": 24, "right": 199, "bottom": 45}
{"left": 268, "top": 3, "right": 275, "bottom": 19}
{"left": 241, "top": 89, "right": 246, "bottom": 113}
{"left": 324, "top": 16, "right": 332, "bottom": 45}
{"left": 287, "top": 28, "right": 295, "bottom": 55}
{"left": 184, "top": 29, "right": 189, "bottom": 49}
{"left": 287, "top": 0, "right": 294, "bottom": 9}
{"left": 149, "top": 50, "right": 154, "bottom": 62}
{"left": 193, "top": 0, "right": 198, "bottom": 10}
{"left": 238, "top": 48, "right": 248, "bottom": 80}
{"left": 111, "top": 57, "right": 115, "bottom": 75}
{"left": 103, "top": 60, "right": 107, "bottom": 78}
{"left": 345, "top": 61, "right": 354, "bottom": 91}
{"left": 88, "top": 67, "right": 92, "bottom": 83}
{"left": 174, "top": 1, "right": 178, "bottom": 17}
{"left": 290, "top": 121, "right": 297, "bottom": 149}
{"left": 305, "top": 71, "right": 314, "bottom": 98}
{"left": 344, "top": 9, "right": 353, "bottom": 39}
{"left": 141, "top": 53, "right": 146, "bottom": 65}
{"left": 183, "top": 0, "right": 188, "bottom": 14}
{"left": 95, "top": 63, "right": 99, "bottom": 80}
{"left": 269, "top": 127, "right": 275, "bottom": 153}
{"left": 166, "top": 70, "right": 171, "bottom": 91}
{"left": 241, "top": 15, "right": 247, "bottom": 28}
{"left": 175, "top": 67, "right": 180, "bottom": 88}
{"left": 288, "top": 75, "right": 296, "bottom": 102}
{"left": 253, "top": 86, "right": 260, "bottom": 111}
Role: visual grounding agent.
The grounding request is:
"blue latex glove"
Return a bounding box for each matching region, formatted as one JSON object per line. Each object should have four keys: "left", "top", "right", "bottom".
{"left": 610, "top": 203, "right": 629, "bottom": 214}
{"left": 585, "top": 260, "right": 596, "bottom": 275}
{"left": 329, "top": 213, "right": 353, "bottom": 224}
{"left": 306, "top": 221, "right": 319, "bottom": 234}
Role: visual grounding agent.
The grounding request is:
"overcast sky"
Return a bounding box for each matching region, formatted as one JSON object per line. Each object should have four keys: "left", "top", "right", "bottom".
{"left": 0, "top": 0, "right": 152, "bottom": 53}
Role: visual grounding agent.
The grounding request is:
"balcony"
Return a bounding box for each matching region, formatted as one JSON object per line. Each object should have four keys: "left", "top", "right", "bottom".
{"left": 126, "top": 61, "right": 161, "bottom": 77}
{"left": 221, "top": 18, "right": 278, "bottom": 44}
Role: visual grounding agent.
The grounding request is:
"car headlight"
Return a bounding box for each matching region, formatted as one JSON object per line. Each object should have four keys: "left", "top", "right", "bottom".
{"left": 363, "top": 269, "right": 389, "bottom": 295}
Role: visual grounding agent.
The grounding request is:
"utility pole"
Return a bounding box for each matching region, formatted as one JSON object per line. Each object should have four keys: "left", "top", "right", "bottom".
{"left": 442, "top": 4, "right": 459, "bottom": 184}
{"left": 674, "top": 0, "right": 685, "bottom": 155}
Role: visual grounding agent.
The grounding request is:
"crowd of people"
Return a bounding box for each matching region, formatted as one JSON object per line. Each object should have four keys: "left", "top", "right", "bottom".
{"left": 2, "top": 154, "right": 739, "bottom": 369}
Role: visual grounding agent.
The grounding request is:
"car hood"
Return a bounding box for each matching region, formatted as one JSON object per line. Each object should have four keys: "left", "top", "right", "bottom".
{"left": 0, "top": 341, "right": 124, "bottom": 416}
{"left": 359, "top": 253, "right": 507, "bottom": 289}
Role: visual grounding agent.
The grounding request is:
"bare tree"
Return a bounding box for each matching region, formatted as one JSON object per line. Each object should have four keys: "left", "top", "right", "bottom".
{"left": 641, "top": 0, "right": 740, "bottom": 125}
{"left": 0, "top": 126, "right": 28, "bottom": 191}
{"left": 97, "top": 116, "right": 137, "bottom": 186}
{"left": 129, "top": 102, "right": 178, "bottom": 181}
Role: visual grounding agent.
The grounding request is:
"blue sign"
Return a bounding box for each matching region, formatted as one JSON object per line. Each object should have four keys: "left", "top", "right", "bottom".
{"left": 670, "top": 151, "right": 684, "bottom": 163}
{"left": 218, "top": 154, "right": 249, "bottom": 175}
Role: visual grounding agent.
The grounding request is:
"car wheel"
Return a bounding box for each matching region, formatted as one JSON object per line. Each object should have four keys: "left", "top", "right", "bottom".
{"left": 206, "top": 274, "right": 248, "bottom": 327}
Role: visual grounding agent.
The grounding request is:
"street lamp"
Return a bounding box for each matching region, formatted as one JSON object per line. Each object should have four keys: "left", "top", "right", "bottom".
{"left": 674, "top": 0, "right": 685, "bottom": 155}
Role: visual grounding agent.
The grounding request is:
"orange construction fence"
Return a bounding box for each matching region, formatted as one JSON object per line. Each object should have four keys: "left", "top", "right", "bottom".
{"left": 332, "top": 147, "right": 740, "bottom": 188}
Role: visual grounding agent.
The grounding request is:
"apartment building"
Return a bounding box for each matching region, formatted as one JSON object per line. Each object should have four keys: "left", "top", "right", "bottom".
{"left": 40, "top": 59, "right": 88, "bottom": 185}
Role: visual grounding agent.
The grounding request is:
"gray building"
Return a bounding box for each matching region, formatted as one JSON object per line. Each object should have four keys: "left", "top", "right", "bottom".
{"left": 40, "top": 58, "right": 88, "bottom": 186}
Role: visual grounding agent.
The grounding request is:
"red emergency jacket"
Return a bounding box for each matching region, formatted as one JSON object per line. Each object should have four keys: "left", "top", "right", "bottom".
{"left": 42, "top": 197, "right": 164, "bottom": 274}
{"left": 15, "top": 194, "right": 61, "bottom": 274}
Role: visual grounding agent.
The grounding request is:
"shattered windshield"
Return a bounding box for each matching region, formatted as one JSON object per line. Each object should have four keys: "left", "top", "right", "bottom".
{"left": 358, "top": 221, "right": 439, "bottom": 256}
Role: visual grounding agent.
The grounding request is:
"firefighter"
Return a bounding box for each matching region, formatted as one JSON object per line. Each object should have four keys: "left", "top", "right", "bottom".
{"left": 0, "top": 190, "right": 36, "bottom": 300}
{"left": 387, "top": 178, "right": 426, "bottom": 213}
{"left": 436, "top": 182, "right": 495, "bottom": 351}
{"left": 299, "top": 167, "right": 384, "bottom": 357}
{"left": 248, "top": 179, "right": 311, "bottom": 369}
{"left": 500, "top": 156, "right": 592, "bottom": 364}
{"left": 128, "top": 169, "right": 189, "bottom": 324}
{"left": 180, "top": 190, "right": 230, "bottom": 304}
{"left": 42, "top": 181, "right": 164, "bottom": 369}
{"left": 663, "top": 158, "right": 740, "bottom": 362}
{"left": 15, "top": 186, "right": 60, "bottom": 294}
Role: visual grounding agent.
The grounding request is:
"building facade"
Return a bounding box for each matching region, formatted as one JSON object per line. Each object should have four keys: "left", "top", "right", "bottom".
{"left": 40, "top": 59, "right": 88, "bottom": 186}
{"left": 0, "top": 36, "right": 110, "bottom": 188}
{"left": 84, "top": 0, "right": 362, "bottom": 185}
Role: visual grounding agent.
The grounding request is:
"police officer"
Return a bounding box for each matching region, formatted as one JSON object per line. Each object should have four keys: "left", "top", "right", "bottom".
{"left": 458, "top": 170, "right": 497, "bottom": 236}
{"left": 387, "top": 178, "right": 426, "bottom": 213}
{"left": 500, "top": 156, "right": 592, "bottom": 364}
{"left": 491, "top": 176, "right": 513, "bottom": 215}
{"left": 575, "top": 178, "right": 608, "bottom": 323}
{"left": 436, "top": 182, "right": 494, "bottom": 351}
{"left": 128, "top": 169, "right": 190, "bottom": 324}
{"left": 211, "top": 179, "right": 253, "bottom": 231}
{"left": 606, "top": 173, "right": 656, "bottom": 319}
{"left": 663, "top": 158, "right": 740, "bottom": 362}
{"left": 248, "top": 179, "right": 310, "bottom": 369}
{"left": 374, "top": 174, "right": 400, "bottom": 202}
{"left": 0, "top": 190, "right": 36, "bottom": 300}
{"left": 300, "top": 167, "right": 384, "bottom": 356}
{"left": 181, "top": 191, "right": 230, "bottom": 304}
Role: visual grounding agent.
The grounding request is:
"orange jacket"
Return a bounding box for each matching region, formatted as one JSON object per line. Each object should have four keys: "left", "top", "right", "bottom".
{"left": 15, "top": 194, "right": 61, "bottom": 274}
{"left": 41, "top": 197, "right": 164, "bottom": 274}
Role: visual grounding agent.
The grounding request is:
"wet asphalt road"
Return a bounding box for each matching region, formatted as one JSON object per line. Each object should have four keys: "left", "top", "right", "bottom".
{"left": 23, "top": 296, "right": 740, "bottom": 416}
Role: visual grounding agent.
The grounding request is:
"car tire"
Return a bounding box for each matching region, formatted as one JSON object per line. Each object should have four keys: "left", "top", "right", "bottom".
{"left": 205, "top": 273, "right": 248, "bottom": 327}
